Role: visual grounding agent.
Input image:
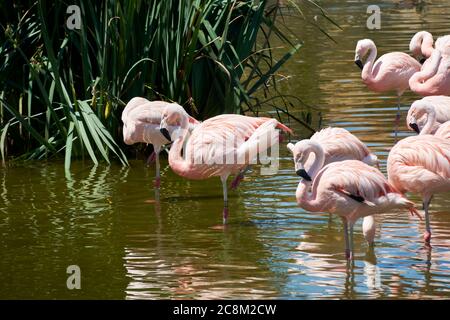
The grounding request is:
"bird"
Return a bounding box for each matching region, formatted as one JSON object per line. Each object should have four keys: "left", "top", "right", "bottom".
{"left": 409, "top": 38, "right": 450, "bottom": 96}
{"left": 410, "top": 31, "right": 435, "bottom": 64}
{"left": 387, "top": 135, "right": 450, "bottom": 244}
{"left": 158, "top": 104, "right": 293, "bottom": 224}
{"left": 121, "top": 97, "right": 199, "bottom": 188}
{"left": 435, "top": 121, "right": 450, "bottom": 140}
{"left": 354, "top": 39, "right": 421, "bottom": 126}
{"left": 287, "top": 127, "right": 379, "bottom": 245}
{"left": 406, "top": 96, "right": 450, "bottom": 135}
{"left": 293, "top": 147, "right": 418, "bottom": 260}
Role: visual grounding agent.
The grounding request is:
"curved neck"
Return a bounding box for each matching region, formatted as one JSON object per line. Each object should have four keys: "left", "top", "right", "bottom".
{"left": 295, "top": 142, "right": 325, "bottom": 212}
{"left": 417, "top": 49, "right": 442, "bottom": 82}
{"left": 306, "top": 142, "right": 325, "bottom": 180}
{"left": 421, "top": 107, "right": 437, "bottom": 135}
{"left": 168, "top": 121, "right": 191, "bottom": 176}
{"left": 362, "top": 44, "right": 377, "bottom": 80}
{"left": 421, "top": 32, "right": 434, "bottom": 57}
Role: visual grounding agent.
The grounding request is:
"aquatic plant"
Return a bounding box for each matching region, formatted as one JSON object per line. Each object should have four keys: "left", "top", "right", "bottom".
{"left": 0, "top": 0, "right": 335, "bottom": 168}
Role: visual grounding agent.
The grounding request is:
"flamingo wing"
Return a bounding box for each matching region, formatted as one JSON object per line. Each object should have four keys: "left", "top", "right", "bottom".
{"left": 121, "top": 97, "right": 152, "bottom": 124}
{"left": 313, "top": 160, "right": 396, "bottom": 204}
{"left": 311, "top": 127, "right": 371, "bottom": 164}
{"left": 373, "top": 52, "right": 420, "bottom": 80}
{"left": 182, "top": 115, "right": 291, "bottom": 178}
{"left": 235, "top": 119, "right": 281, "bottom": 164}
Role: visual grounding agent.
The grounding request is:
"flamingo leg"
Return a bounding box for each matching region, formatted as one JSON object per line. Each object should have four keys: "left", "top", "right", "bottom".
{"left": 342, "top": 217, "right": 351, "bottom": 260}
{"left": 146, "top": 151, "right": 156, "bottom": 165}
{"left": 154, "top": 150, "right": 161, "bottom": 189}
{"left": 349, "top": 222, "right": 354, "bottom": 260}
{"left": 221, "top": 176, "right": 229, "bottom": 224}
{"left": 394, "top": 95, "right": 401, "bottom": 141}
{"left": 423, "top": 195, "right": 432, "bottom": 244}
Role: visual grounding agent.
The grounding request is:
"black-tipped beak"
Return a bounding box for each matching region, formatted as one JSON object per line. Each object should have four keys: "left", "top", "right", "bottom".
{"left": 409, "top": 123, "right": 420, "bottom": 134}
{"left": 159, "top": 128, "right": 172, "bottom": 142}
{"left": 355, "top": 59, "right": 363, "bottom": 70}
{"left": 420, "top": 57, "right": 426, "bottom": 65}
{"left": 296, "top": 169, "right": 312, "bottom": 181}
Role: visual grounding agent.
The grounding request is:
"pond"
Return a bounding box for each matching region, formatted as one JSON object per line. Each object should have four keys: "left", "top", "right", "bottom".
{"left": 1, "top": 0, "right": 450, "bottom": 299}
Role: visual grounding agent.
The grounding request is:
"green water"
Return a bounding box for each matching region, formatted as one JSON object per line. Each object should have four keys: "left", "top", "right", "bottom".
{"left": 1, "top": 0, "right": 450, "bottom": 299}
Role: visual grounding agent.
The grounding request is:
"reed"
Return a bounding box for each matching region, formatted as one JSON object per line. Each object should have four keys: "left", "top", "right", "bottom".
{"left": 0, "top": 0, "right": 335, "bottom": 168}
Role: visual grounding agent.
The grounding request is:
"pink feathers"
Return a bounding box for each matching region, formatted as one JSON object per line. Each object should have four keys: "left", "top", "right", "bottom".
{"left": 387, "top": 135, "right": 450, "bottom": 243}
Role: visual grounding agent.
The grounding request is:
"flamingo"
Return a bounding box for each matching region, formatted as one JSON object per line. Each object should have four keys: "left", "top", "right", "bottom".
{"left": 121, "top": 97, "right": 199, "bottom": 188}
{"left": 287, "top": 127, "right": 379, "bottom": 246}
{"left": 354, "top": 39, "right": 421, "bottom": 125}
{"left": 158, "top": 104, "right": 293, "bottom": 224}
{"left": 292, "top": 142, "right": 418, "bottom": 260}
{"left": 387, "top": 135, "right": 450, "bottom": 244}
{"left": 409, "top": 38, "right": 450, "bottom": 96}
{"left": 406, "top": 96, "right": 450, "bottom": 135}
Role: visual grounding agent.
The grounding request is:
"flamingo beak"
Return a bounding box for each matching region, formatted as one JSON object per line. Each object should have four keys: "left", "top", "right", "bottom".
{"left": 354, "top": 54, "right": 363, "bottom": 70}
{"left": 409, "top": 123, "right": 420, "bottom": 134}
{"left": 159, "top": 128, "right": 172, "bottom": 142}
{"left": 419, "top": 57, "right": 426, "bottom": 64}
{"left": 296, "top": 169, "right": 312, "bottom": 181}
{"left": 295, "top": 163, "right": 312, "bottom": 181}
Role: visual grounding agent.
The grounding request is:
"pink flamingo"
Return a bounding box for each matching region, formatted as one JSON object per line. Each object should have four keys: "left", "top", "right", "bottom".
{"left": 288, "top": 127, "right": 379, "bottom": 246}
{"left": 159, "top": 104, "right": 292, "bottom": 224}
{"left": 435, "top": 121, "right": 450, "bottom": 140}
{"left": 387, "top": 135, "right": 450, "bottom": 244}
{"left": 406, "top": 96, "right": 450, "bottom": 135}
{"left": 122, "top": 97, "right": 199, "bottom": 188}
{"left": 409, "top": 42, "right": 450, "bottom": 96}
{"left": 354, "top": 39, "right": 421, "bottom": 124}
{"left": 293, "top": 143, "right": 418, "bottom": 259}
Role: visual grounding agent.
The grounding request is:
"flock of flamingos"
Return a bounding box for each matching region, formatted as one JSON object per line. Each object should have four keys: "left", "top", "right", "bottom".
{"left": 122, "top": 31, "right": 450, "bottom": 260}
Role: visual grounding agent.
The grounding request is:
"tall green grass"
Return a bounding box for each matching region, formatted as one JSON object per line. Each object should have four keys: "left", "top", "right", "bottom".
{"left": 0, "top": 0, "right": 335, "bottom": 169}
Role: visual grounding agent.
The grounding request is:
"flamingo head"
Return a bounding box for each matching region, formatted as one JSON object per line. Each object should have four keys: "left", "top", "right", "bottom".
{"left": 287, "top": 141, "right": 314, "bottom": 181}
{"left": 354, "top": 39, "right": 375, "bottom": 70}
{"left": 407, "top": 99, "right": 434, "bottom": 134}
{"left": 159, "top": 103, "right": 190, "bottom": 142}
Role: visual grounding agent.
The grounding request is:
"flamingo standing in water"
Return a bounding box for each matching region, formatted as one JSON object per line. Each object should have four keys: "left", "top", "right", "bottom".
{"left": 354, "top": 39, "right": 421, "bottom": 126}
{"left": 159, "top": 104, "right": 292, "bottom": 224}
{"left": 387, "top": 135, "right": 450, "bottom": 244}
{"left": 287, "top": 127, "right": 379, "bottom": 246}
{"left": 406, "top": 96, "right": 450, "bottom": 135}
{"left": 409, "top": 36, "right": 450, "bottom": 96}
{"left": 122, "top": 97, "right": 199, "bottom": 188}
{"left": 292, "top": 142, "right": 418, "bottom": 259}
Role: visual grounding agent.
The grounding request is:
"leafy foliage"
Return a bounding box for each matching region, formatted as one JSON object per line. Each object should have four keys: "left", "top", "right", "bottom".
{"left": 0, "top": 0, "right": 335, "bottom": 168}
